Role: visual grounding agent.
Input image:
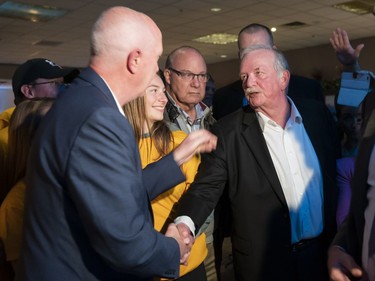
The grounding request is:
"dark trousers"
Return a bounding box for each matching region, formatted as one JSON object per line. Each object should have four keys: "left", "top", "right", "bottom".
{"left": 289, "top": 237, "right": 329, "bottom": 281}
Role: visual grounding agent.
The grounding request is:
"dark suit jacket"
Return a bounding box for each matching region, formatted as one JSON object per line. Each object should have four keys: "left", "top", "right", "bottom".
{"left": 212, "top": 75, "right": 324, "bottom": 120}
{"left": 333, "top": 94, "right": 375, "bottom": 265}
{"left": 177, "top": 98, "right": 338, "bottom": 281}
{"left": 18, "top": 68, "right": 184, "bottom": 281}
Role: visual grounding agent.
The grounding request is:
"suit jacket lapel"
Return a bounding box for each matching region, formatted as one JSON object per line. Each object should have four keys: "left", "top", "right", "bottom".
{"left": 240, "top": 107, "right": 288, "bottom": 206}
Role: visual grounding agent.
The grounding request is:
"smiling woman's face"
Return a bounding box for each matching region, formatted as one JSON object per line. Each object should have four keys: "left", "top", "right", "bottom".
{"left": 144, "top": 75, "right": 167, "bottom": 125}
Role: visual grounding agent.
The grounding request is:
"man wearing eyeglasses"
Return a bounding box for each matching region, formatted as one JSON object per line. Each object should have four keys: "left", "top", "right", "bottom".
{"left": 0, "top": 58, "right": 78, "bottom": 200}
{"left": 163, "top": 46, "right": 217, "bottom": 281}
{"left": 164, "top": 46, "right": 215, "bottom": 133}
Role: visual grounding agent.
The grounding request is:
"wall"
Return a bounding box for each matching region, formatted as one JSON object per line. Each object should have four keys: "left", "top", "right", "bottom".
{"left": 0, "top": 64, "right": 18, "bottom": 80}
{"left": 208, "top": 36, "right": 375, "bottom": 89}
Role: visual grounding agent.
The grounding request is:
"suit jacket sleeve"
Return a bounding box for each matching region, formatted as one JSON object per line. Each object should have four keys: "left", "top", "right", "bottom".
{"left": 143, "top": 153, "right": 185, "bottom": 200}
{"left": 66, "top": 107, "right": 180, "bottom": 278}
{"left": 177, "top": 123, "right": 227, "bottom": 232}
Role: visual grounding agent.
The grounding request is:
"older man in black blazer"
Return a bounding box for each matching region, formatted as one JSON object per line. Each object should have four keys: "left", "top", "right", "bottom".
{"left": 17, "top": 6, "right": 216, "bottom": 281}
{"left": 176, "top": 45, "right": 339, "bottom": 281}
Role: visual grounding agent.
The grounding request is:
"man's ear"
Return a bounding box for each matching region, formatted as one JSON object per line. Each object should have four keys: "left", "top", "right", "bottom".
{"left": 127, "top": 49, "right": 141, "bottom": 74}
{"left": 163, "top": 68, "right": 171, "bottom": 84}
{"left": 280, "top": 70, "right": 290, "bottom": 91}
{"left": 20, "top": 84, "right": 34, "bottom": 99}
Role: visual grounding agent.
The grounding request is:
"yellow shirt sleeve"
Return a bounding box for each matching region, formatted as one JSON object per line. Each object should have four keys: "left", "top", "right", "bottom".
{"left": 0, "top": 179, "right": 26, "bottom": 262}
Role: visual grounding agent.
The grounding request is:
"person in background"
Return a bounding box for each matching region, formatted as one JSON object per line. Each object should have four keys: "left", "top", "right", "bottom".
{"left": 17, "top": 6, "right": 216, "bottom": 281}
{"left": 123, "top": 72, "right": 207, "bottom": 281}
{"left": 0, "top": 98, "right": 54, "bottom": 275}
{"left": 212, "top": 23, "right": 324, "bottom": 120}
{"left": 335, "top": 101, "right": 363, "bottom": 157}
{"left": 0, "top": 58, "right": 78, "bottom": 202}
{"left": 328, "top": 93, "right": 375, "bottom": 281}
{"left": 175, "top": 45, "right": 338, "bottom": 281}
{"left": 163, "top": 46, "right": 217, "bottom": 281}
{"left": 334, "top": 102, "right": 362, "bottom": 226}
{"left": 164, "top": 46, "right": 215, "bottom": 133}
{"left": 327, "top": 25, "right": 375, "bottom": 281}
{"left": 203, "top": 76, "right": 216, "bottom": 108}
{"left": 330, "top": 27, "right": 365, "bottom": 228}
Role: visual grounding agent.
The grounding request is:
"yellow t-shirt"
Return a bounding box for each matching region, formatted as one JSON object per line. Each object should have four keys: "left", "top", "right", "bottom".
{"left": 0, "top": 107, "right": 14, "bottom": 130}
{"left": 0, "top": 107, "right": 14, "bottom": 199}
{"left": 0, "top": 179, "right": 25, "bottom": 262}
{"left": 138, "top": 130, "right": 207, "bottom": 278}
{"left": 0, "top": 107, "right": 14, "bottom": 174}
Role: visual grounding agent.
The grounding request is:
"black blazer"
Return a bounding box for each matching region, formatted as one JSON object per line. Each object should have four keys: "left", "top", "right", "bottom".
{"left": 178, "top": 98, "right": 338, "bottom": 281}
{"left": 18, "top": 68, "right": 184, "bottom": 281}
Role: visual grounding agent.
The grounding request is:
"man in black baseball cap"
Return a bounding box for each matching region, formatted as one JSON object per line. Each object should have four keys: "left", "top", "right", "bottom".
{"left": 12, "top": 58, "right": 79, "bottom": 105}
{"left": 0, "top": 58, "right": 78, "bottom": 195}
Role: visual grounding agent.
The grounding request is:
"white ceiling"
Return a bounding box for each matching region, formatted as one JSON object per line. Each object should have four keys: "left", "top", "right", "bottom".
{"left": 0, "top": 0, "right": 374, "bottom": 68}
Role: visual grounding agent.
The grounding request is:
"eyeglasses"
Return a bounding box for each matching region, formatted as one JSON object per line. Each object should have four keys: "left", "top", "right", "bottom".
{"left": 30, "top": 80, "right": 64, "bottom": 87}
{"left": 168, "top": 68, "right": 210, "bottom": 83}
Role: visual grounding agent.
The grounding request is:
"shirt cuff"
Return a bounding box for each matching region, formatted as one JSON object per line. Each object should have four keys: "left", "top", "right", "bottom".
{"left": 174, "top": 216, "right": 196, "bottom": 238}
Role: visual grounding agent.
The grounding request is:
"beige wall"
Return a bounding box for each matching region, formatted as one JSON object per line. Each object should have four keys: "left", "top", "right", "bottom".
{"left": 208, "top": 36, "right": 375, "bottom": 89}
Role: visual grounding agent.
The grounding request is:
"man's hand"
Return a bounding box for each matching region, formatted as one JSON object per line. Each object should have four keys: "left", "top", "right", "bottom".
{"left": 165, "top": 223, "right": 192, "bottom": 265}
{"left": 176, "top": 222, "right": 195, "bottom": 265}
{"left": 330, "top": 27, "right": 364, "bottom": 69}
{"left": 328, "top": 246, "right": 363, "bottom": 281}
{"left": 173, "top": 129, "right": 217, "bottom": 166}
{"left": 176, "top": 223, "right": 194, "bottom": 249}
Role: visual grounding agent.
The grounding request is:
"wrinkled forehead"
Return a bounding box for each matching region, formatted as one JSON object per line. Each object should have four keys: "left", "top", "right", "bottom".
{"left": 241, "top": 49, "right": 274, "bottom": 67}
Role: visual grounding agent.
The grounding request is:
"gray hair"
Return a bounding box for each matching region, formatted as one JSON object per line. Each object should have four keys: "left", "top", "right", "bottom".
{"left": 240, "top": 44, "right": 289, "bottom": 76}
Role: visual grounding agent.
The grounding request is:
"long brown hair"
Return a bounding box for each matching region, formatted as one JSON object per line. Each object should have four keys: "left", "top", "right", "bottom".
{"left": 2, "top": 98, "right": 54, "bottom": 202}
{"left": 123, "top": 74, "right": 174, "bottom": 159}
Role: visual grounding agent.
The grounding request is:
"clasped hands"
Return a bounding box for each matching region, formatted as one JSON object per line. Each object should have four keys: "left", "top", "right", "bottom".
{"left": 165, "top": 223, "right": 195, "bottom": 265}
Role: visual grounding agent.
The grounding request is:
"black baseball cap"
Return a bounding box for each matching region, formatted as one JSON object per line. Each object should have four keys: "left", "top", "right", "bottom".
{"left": 12, "top": 58, "right": 79, "bottom": 103}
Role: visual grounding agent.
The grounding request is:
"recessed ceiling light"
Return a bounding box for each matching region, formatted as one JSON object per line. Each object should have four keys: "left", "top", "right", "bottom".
{"left": 332, "top": 1, "right": 373, "bottom": 15}
{"left": 220, "top": 54, "right": 227, "bottom": 58}
{"left": 210, "top": 7, "right": 222, "bottom": 12}
{"left": 0, "top": 1, "right": 68, "bottom": 22}
{"left": 271, "top": 27, "right": 277, "bottom": 32}
{"left": 193, "top": 33, "right": 237, "bottom": 45}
